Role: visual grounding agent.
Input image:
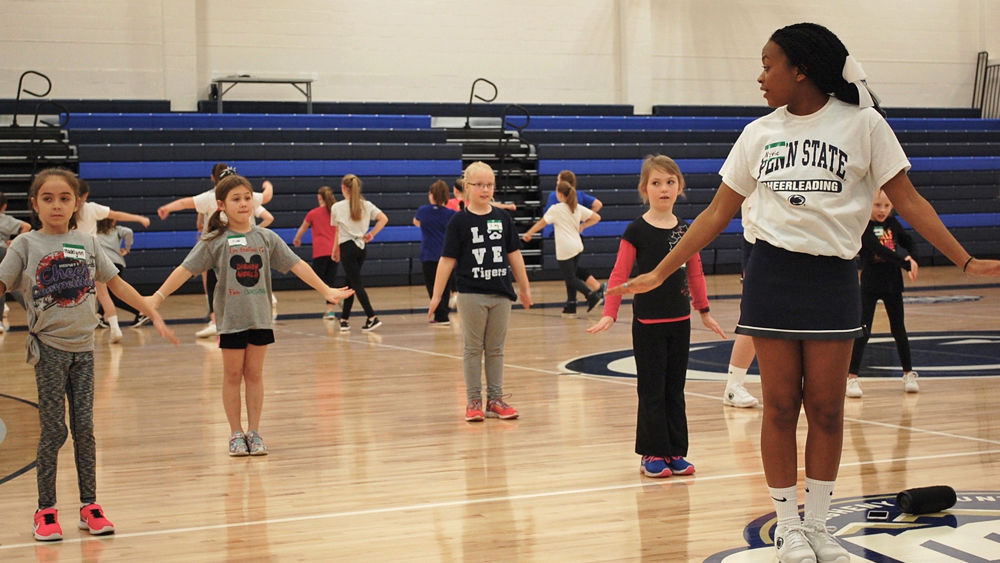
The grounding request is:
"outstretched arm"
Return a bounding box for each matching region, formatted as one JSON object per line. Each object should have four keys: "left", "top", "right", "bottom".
{"left": 608, "top": 183, "right": 745, "bottom": 296}
{"left": 157, "top": 196, "right": 196, "bottom": 220}
{"left": 521, "top": 217, "right": 547, "bottom": 242}
{"left": 882, "top": 171, "right": 1000, "bottom": 275}
{"left": 290, "top": 260, "right": 353, "bottom": 304}
{"left": 106, "top": 276, "right": 178, "bottom": 344}
{"left": 108, "top": 210, "right": 151, "bottom": 228}
{"left": 292, "top": 219, "right": 310, "bottom": 247}
{"left": 260, "top": 180, "right": 274, "bottom": 205}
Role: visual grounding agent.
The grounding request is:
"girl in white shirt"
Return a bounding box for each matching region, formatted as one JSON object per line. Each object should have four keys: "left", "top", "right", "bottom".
{"left": 330, "top": 174, "right": 388, "bottom": 332}
{"left": 609, "top": 22, "right": 1000, "bottom": 563}
{"left": 521, "top": 181, "right": 602, "bottom": 316}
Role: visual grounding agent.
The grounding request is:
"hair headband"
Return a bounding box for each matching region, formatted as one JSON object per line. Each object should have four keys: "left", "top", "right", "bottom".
{"left": 218, "top": 166, "right": 238, "bottom": 179}
{"left": 842, "top": 55, "right": 880, "bottom": 109}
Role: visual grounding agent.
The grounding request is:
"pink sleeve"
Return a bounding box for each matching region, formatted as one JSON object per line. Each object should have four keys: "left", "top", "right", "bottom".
{"left": 602, "top": 239, "right": 637, "bottom": 322}
{"left": 685, "top": 251, "right": 710, "bottom": 311}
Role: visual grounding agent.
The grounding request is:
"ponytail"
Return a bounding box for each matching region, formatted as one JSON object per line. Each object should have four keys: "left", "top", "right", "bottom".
{"left": 318, "top": 185, "right": 336, "bottom": 208}
{"left": 342, "top": 174, "right": 363, "bottom": 221}
{"left": 557, "top": 181, "right": 577, "bottom": 213}
{"left": 203, "top": 173, "right": 254, "bottom": 240}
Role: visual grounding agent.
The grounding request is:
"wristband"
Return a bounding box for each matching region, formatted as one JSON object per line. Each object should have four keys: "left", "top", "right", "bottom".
{"left": 963, "top": 256, "right": 974, "bottom": 272}
{"left": 155, "top": 290, "right": 166, "bottom": 300}
{"left": 698, "top": 306, "right": 710, "bottom": 314}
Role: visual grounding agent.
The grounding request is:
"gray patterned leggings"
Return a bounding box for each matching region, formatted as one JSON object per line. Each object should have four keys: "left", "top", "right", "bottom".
{"left": 34, "top": 342, "right": 97, "bottom": 509}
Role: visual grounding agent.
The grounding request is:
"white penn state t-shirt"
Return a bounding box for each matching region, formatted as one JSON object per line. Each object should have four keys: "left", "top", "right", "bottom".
{"left": 720, "top": 98, "right": 910, "bottom": 260}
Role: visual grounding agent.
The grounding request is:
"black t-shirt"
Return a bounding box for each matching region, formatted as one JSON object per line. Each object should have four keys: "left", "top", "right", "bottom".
{"left": 442, "top": 207, "right": 521, "bottom": 301}
{"left": 858, "top": 216, "right": 915, "bottom": 294}
{"left": 623, "top": 216, "right": 692, "bottom": 319}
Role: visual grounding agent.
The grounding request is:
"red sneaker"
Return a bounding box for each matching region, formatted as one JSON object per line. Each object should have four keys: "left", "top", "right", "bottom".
{"left": 486, "top": 397, "right": 519, "bottom": 419}
{"left": 33, "top": 508, "right": 62, "bottom": 541}
{"left": 78, "top": 503, "right": 115, "bottom": 535}
{"left": 465, "top": 399, "right": 484, "bottom": 422}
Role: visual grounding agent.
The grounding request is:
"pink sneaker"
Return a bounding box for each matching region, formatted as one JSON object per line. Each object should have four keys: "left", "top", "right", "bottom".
{"left": 486, "top": 397, "right": 519, "bottom": 419}
{"left": 33, "top": 508, "right": 62, "bottom": 541}
{"left": 78, "top": 503, "right": 115, "bottom": 535}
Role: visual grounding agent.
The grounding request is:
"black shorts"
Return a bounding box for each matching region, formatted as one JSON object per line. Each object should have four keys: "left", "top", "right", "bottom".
{"left": 736, "top": 240, "right": 862, "bottom": 340}
{"left": 218, "top": 329, "right": 275, "bottom": 349}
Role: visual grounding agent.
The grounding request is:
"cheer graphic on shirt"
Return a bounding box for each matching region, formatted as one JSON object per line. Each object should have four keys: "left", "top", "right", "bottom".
{"left": 32, "top": 247, "right": 96, "bottom": 310}
{"left": 469, "top": 220, "right": 509, "bottom": 281}
{"left": 758, "top": 138, "right": 849, "bottom": 194}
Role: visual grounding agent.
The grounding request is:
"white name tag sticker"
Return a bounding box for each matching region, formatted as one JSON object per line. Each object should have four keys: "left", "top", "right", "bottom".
{"left": 486, "top": 219, "right": 503, "bottom": 232}
{"left": 227, "top": 235, "right": 248, "bottom": 247}
{"left": 63, "top": 243, "right": 86, "bottom": 260}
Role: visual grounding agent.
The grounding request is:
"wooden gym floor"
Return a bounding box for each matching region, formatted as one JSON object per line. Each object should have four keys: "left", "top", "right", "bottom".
{"left": 0, "top": 267, "right": 998, "bottom": 561}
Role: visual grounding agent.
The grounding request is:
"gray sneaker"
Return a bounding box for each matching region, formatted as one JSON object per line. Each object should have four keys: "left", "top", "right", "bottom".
{"left": 246, "top": 430, "right": 268, "bottom": 456}
{"left": 229, "top": 431, "right": 249, "bottom": 457}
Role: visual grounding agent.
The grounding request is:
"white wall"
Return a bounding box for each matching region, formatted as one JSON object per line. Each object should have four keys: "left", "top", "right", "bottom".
{"left": 2, "top": 0, "right": 999, "bottom": 112}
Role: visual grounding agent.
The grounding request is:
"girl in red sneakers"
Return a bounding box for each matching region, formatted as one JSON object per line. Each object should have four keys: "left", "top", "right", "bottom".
{"left": 151, "top": 173, "right": 352, "bottom": 457}
{"left": 0, "top": 169, "right": 178, "bottom": 541}
{"left": 427, "top": 162, "right": 533, "bottom": 421}
{"left": 588, "top": 155, "right": 726, "bottom": 478}
{"left": 610, "top": 23, "right": 1000, "bottom": 563}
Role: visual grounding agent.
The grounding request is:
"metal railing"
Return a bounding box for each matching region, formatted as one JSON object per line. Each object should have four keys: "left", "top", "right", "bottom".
{"left": 463, "top": 78, "right": 498, "bottom": 129}
{"left": 11, "top": 70, "right": 52, "bottom": 127}
{"left": 973, "top": 51, "right": 1000, "bottom": 118}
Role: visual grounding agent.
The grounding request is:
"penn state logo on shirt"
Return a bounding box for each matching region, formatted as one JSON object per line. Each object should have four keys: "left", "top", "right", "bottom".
{"left": 561, "top": 330, "right": 1000, "bottom": 381}
{"left": 32, "top": 249, "right": 94, "bottom": 309}
{"left": 230, "top": 254, "right": 263, "bottom": 287}
{"left": 705, "top": 491, "right": 1000, "bottom": 562}
{"left": 788, "top": 194, "right": 806, "bottom": 206}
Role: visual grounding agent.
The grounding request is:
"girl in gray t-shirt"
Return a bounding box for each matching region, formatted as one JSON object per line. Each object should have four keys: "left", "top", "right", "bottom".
{"left": 0, "top": 168, "right": 177, "bottom": 541}
{"left": 151, "top": 173, "right": 353, "bottom": 457}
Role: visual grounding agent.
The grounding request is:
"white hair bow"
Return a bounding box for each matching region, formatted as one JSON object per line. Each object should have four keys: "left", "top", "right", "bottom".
{"left": 842, "top": 55, "right": 880, "bottom": 109}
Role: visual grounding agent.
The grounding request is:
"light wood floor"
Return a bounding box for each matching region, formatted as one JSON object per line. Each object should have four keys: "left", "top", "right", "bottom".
{"left": 0, "top": 267, "right": 998, "bottom": 562}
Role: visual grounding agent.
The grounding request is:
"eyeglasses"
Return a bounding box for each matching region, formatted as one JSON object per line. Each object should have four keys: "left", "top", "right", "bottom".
{"left": 465, "top": 182, "right": 495, "bottom": 189}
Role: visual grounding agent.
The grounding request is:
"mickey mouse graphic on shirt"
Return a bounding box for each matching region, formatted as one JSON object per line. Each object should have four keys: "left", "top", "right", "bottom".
{"left": 230, "top": 254, "right": 263, "bottom": 287}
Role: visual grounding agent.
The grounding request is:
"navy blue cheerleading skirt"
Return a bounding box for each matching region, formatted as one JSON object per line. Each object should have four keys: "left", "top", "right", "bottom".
{"left": 736, "top": 240, "right": 863, "bottom": 340}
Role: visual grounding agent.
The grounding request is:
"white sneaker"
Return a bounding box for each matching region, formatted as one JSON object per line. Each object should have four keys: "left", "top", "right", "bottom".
{"left": 2, "top": 302, "right": 8, "bottom": 318}
{"left": 723, "top": 383, "right": 759, "bottom": 408}
{"left": 271, "top": 294, "right": 278, "bottom": 321}
{"left": 903, "top": 371, "right": 919, "bottom": 393}
{"left": 195, "top": 322, "right": 217, "bottom": 338}
{"left": 448, "top": 293, "right": 458, "bottom": 310}
{"left": 775, "top": 526, "right": 816, "bottom": 563}
{"left": 109, "top": 326, "right": 123, "bottom": 343}
{"left": 802, "top": 521, "right": 850, "bottom": 563}
{"left": 845, "top": 378, "right": 863, "bottom": 398}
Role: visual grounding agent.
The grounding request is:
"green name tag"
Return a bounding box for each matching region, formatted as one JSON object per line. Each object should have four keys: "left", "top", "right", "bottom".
{"left": 62, "top": 243, "right": 86, "bottom": 260}
{"left": 227, "top": 235, "right": 248, "bottom": 247}
{"left": 487, "top": 219, "right": 502, "bottom": 232}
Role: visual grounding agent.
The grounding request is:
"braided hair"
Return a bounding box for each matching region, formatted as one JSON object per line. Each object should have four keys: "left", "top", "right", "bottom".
{"left": 770, "top": 23, "right": 884, "bottom": 116}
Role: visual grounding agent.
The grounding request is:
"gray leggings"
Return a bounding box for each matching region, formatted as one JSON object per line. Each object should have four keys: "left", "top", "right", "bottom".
{"left": 34, "top": 342, "right": 97, "bottom": 509}
{"left": 457, "top": 292, "right": 511, "bottom": 402}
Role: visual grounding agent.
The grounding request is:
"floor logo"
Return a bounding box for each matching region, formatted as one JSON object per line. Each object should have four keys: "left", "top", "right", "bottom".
{"left": 562, "top": 331, "right": 1000, "bottom": 381}
{"left": 705, "top": 491, "right": 1000, "bottom": 562}
{"left": 0, "top": 393, "right": 39, "bottom": 486}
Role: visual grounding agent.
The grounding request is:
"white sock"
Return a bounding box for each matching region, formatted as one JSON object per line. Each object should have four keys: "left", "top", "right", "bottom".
{"left": 804, "top": 477, "right": 836, "bottom": 527}
{"left": 768, "top": 485, "right": 800, "bottom": 529}
{"left": 107, "top": 316, "right": 120, "bottom": 330}
{"left": 727, "top": 364, "right": 748, "bottom": 387}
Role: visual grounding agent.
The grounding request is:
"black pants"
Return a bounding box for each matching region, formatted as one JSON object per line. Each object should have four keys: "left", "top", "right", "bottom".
{"left": 849, "top": 288, "right": 912, "bottom": 373}
{"left": 557, "top": 253, "right": 592, "bottom": 305}
{"left": 422, "top": 260, "right": 452, "bottom": 322}
{"left": 311, "top": 256, "right": 339, "bottom": 302}
{"left": 632, "top": 319, "right": 690, "bottom": 457}
{"left": 339, "top": 241, "right": 375, "bottom": 320}
{"left": 205, "top": 268, "right": 218, "bottom": 315}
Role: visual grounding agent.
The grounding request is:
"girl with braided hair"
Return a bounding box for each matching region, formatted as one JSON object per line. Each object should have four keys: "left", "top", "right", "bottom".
{"left": 609, "top": 22, "right": 1000, "bottom": 562}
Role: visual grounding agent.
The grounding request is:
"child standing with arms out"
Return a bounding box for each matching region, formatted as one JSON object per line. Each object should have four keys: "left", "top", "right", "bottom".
{"left": 293, "top": 185, "right": 339, "bottom": 319}
{"left": 414, "top": 179, "right": 457, "bottom": 324}
{"left": 846, "top": 189, "right": 920, "bottom": 398}
{"left": 0, "top": 192, "right": 31, "bottom": 332}
{"left": 0, "top": 168, "right": 177, "bottom": 541}
{"left": 76, "top": 179, "right": 151, "bottom": 343}
{"left": 152, "top": 174, "right": 352, "bottom": 456}
{"left": 588, "top": 155, "right": 725, "bottom": 477}
{"left": 522, "top": 180, "right": 603, "bottom": 316}
{"left": 428, "top": 162, "right": 533, "bottom": 421}
{"left": 610, "top": 23, "right": 1000, "bottom": 562}
{"left": 95, "top": 218, "right": 146, "bottom": 326}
